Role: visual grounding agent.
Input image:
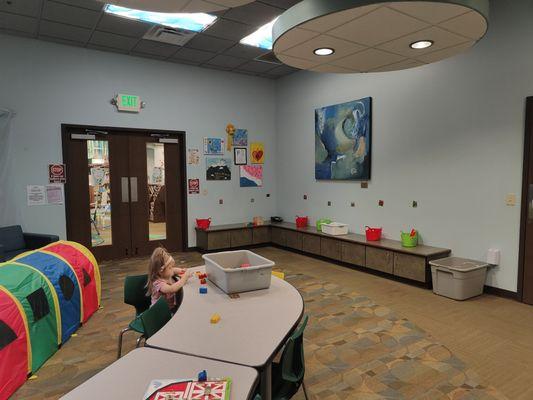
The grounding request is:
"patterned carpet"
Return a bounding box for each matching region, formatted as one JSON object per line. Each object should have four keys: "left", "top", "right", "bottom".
{"left": 11, "top": 250, "right": 507, "bottom": 400}
{"left": 287, "top": 272, "right": 507, "bottom": 400}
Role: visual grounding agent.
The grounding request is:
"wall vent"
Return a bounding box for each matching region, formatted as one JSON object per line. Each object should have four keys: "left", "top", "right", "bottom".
{"left": 255, "top": 52, "right": 282, "bottom": 65}
{"left": 143, "top": 26, "right": 196, "bottom": 46}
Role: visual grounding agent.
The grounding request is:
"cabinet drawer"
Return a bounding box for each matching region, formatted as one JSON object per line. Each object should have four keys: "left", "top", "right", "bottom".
{"left": 302, "top": 233, "right": 321, "bottom": 255}
{"left": 394, "top": 253, "right": 427, "bottom": 282}
{"left": 230, "top": 229, "right": 252, "bottom": 247}
{"left": 252, "top": 226, "right": 271, "bottom": 244}
{"left": 207, "top": 231, "right": 231, "bottom": 250}
{"left": 365, "top": 247, "right": 393, "bottom": 274}
{"left": 341, "top": 242, "right": 365, "bottom": 266}
{"left": 271, "top": 227, "right": 286, "bottom": 246}
{"left": 321, "top": 237, "right": 342, "bottom": 261}
{"left": 285, "top": 230, "right": 302, "bottom": 250}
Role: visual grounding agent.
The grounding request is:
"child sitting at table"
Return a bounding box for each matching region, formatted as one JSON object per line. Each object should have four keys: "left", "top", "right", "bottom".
{"left": 146, "top": 247, "right": 191, "bottom": 313}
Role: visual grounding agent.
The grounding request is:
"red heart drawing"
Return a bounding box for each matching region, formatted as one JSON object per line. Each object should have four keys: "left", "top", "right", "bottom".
{"left": 253, "top": 150, "right": 263, "bottom": 161}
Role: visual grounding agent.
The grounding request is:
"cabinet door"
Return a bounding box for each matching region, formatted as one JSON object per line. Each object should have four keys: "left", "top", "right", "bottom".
{"left": 207, "top": 231, "right": 231, "bottom": 250}
{"left": 252, "top": 227, "right": 271, "bottom": 244}
{"left": 285, "top": 230, "right": 303, "bottom": 250}
{"left": 341, "top": 242, "right": 365, "bottom": 266}
{"left": 230, "top": 229, "right": 252, "bottom": 247}
{"left": 394, "top": 253, "right": 427, "bottom": 282}
{"left": 302, "top": 234, "right": 321, "bottom": 255}
{"left": 271, "top": 227, "right": 286, "bottom": 246}
{"left": 365, "top": 247, "right": 393, "bottom": 273}
{"left": 321, "top": 237, "right": 342, "bottom": 261}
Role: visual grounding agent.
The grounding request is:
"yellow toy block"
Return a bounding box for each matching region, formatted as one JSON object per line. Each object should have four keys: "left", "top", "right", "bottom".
{"left": 210, "top": 313, "right": 221, "bottom": 324}
{"left": 272, "top": 271, "right": 285, "bottom": 280}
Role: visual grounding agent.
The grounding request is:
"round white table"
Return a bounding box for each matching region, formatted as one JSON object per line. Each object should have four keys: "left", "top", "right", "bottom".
{"left": 60, "top": 347, "right": 259, "bottom": 399}
{"left": 146, "top": 266, "right": 304, "bottom": 400}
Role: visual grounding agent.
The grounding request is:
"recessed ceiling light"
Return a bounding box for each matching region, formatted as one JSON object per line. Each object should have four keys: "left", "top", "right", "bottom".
{"left": 240, "top": 17, "right": 279, "bottom": 50}
{"left": 104, "top": 4, "right": 217, "bottom": 32}
{"left": 410, "top": 40, "right": 434, "bottom": 50}
{"left": 314, "top": 48, "right": 334, "bottom": 56}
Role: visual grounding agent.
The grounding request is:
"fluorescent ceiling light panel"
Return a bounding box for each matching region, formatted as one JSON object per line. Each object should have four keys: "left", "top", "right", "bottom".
{"left": 240, "top": 17, "right": 278, "bottom": 50}
{"left": 104, "top": 4, "right": 217, "bottom": 31}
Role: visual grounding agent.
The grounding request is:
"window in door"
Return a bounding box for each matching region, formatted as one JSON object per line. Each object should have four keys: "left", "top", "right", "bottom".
{"left": 88, "top": 140, "right": 112, "bottom": 247}
{"left": 146, "top": 143, "right": 167, "bottom": 241}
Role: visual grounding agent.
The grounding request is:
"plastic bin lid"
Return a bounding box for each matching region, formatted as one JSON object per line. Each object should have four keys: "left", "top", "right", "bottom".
{"left": 429, "top": 257, "right": 489, "bottom": 271}
{"left": 322, "top": 222, "right": 347, "bottom": 227}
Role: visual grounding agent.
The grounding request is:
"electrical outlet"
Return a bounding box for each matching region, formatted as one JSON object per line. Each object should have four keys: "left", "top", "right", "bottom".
{"left": 250, "top": 198, "right": 255, "bottom": 203}
{"left": 327, "top": 201, "right": 332, "bottom": 206}
{"left": 412, "top": 201, "right": 418, "bottom": 208}
{"left": 266, "top": 193, "right": 270, "bottom": 198}
{"left": 303, "top": 194, "right": 308, "bottom": 200}
{"left": 361, "top": 181, "right": 368, "bottom": 189}
{"left": 378, "top": 200, "right": 384, "bottom": 207}
{"left": 506, "top": 193, "right": 516, "bottom": 206}
{"left": 351, "top": 202, "right": 355, "bottom": 207}
{"left": 219, "top": 199, "right": 223, "bottom": 205}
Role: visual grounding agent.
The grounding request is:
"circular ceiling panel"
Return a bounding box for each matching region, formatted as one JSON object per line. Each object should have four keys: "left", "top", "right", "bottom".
{"left": 102, "top": 0, "right": 255, "bottom": 13}
{"left": 273, "top": 0, "right": 489, "bottom": 73}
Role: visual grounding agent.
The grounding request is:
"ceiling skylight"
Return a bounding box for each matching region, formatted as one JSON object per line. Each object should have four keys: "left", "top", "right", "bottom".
{"left": 240, "top": 17, "right": 279, "bottom": 50}
{"left": 104, "top": 4, "right": 217, "bottom": 32}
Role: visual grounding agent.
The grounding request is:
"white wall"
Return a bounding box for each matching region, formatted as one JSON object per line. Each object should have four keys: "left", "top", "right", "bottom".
{"left": 275, "top": 0, "right": 533, "bottom": 292}
{"left": 0, "top": 34, "right": 277, "bottom": 247}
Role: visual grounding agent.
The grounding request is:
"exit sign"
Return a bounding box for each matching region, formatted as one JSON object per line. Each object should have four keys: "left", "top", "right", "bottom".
{"left": 115, "top": 93, "right": 141, "bottom": 113}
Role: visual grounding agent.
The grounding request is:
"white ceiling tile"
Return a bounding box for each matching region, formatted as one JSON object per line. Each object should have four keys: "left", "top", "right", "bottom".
{"left": 280, "top": 34, "right": 365, "bottom": 63}
{"left": 370, "top": 58, "right": 424, "bottom": 72}
{"left": 331, "top": 48, "right": 405, "bottom": 72}
{"left": 42, "top": 1, "right": 101, "bottom": 29}
{"left": 439, "top": 11, "right": 487, "bottom": 40}
{"left": 310, "top": 64, "right": 357, "bottom": 73}
{"left": 302, "top": 4, "right": 381, "bottom": 33}
{"left": 276, "top": 53, "right": 318, "bottom": 70}
{"left": 273, "top": 27, "right": 319, "bottom": 53}
{"left": 0, "top": 11, "right": 37, "bottom": 33}
{"left": 414, "top": 40, "right": 475, "bottom": 63}
{"left": 377, "top": 26, "right": 471, "bottom": 58}
{"left": 328, "top": 7, "right": 430, "bottom": 46}
{"left": 387, "top": 2, "right": 470, "bottom": 24}
{"left": 0, "top": 0, "right": 41, "bottom": 17}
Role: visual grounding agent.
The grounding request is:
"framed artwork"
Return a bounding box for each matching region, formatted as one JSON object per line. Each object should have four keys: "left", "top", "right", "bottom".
{"left": 234, "top": 147, "right": 247, "bottom": 165}
{"left": 203, "top": 137, "right": 224, "bottom": 155}
{"left": 233, "top": 129, "right": 248, "bottom": 146}
{"left": 187, "top": 148, "right": 200, "bottom": 165}
{"left": 315, "top": 97, "right": 372, "bottom": 180}
{"left": 250, "top": 142, "right": 264, "bottom": 164}
{"left": 240, "top": 165, "right": 263, "bottom": 187}
{"left": 206, "top": 157, "right": 231, "bottom": 180}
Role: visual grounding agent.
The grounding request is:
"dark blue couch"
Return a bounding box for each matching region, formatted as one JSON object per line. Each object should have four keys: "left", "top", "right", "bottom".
{"left": 0, "top": 225, "right": 60, "bottom": 262}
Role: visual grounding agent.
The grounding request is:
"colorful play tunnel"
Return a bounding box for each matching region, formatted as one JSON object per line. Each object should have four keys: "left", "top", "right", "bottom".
{"left": 0, "top": 241, "right": 100, "bottom": 400}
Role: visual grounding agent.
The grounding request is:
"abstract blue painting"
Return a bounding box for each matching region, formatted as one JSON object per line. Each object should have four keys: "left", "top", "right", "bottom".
{"left": 233, "top": 129, "right": 248, "bottom": 146}
{"left": 315, "top": 97, "right": 371, "bottom": 180}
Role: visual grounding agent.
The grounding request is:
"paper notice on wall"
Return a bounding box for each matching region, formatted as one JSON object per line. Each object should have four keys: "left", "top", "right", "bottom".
{"left": 27, "top": 185, "right": 46, "bottom": 206}
{"left": 46, "top": 184, "right": 64, "bottom": 205}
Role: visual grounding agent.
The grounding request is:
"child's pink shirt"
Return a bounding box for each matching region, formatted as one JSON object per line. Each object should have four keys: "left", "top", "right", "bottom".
{"left": 151, "top": 278, "right": 176, "bottom": 309}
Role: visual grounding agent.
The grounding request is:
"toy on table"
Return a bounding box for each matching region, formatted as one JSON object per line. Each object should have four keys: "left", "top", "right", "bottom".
{"left": 240, "top": 263, "right": 251, "bottom": 268}
{"left": 210, "top": 313, "right": 221, "bottom": 324}
{"left": 198, "top": 273, "right": 207, "bottom": 280}
{"left": 198, "top": 370, "right": 207, "bottom": 382}
{"left": 200, "top": 278, "right": 207, "bottom": 284}
{"left": 272, "top": 271, "right": 285, "bottom": 280}
{"left": 144, "top": 378, "right": 232, "bottom": 400}
{"left": 199, "top": 287, "right": 208, "bottom": 294}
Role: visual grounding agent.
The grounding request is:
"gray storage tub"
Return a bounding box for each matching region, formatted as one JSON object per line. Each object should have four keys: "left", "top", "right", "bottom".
{"left": 430, "top": 257, "right": 489, "bottom": 300}
{"left": 202, "top": 250, "right": 274, "bottom": 294}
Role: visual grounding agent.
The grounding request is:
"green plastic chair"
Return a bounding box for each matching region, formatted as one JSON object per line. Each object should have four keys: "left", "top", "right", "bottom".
{"left": 139, "top": 296, "right": 172, "bottom": 340}
{"left": 117, "top": 274, "right": 151, "bottom": 359}
{"left": 271, "top": 315, "right": 309, "bottom": 400}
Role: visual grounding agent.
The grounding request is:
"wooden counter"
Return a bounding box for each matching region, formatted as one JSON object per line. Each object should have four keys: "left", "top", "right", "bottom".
{"left": 195, "top": 222, "right": 451, "bottom": 286}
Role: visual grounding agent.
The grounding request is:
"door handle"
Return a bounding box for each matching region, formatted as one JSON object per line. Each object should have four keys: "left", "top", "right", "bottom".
{"left": 130, "top": 177, "right": 138, "bottom": 203}
{"left": 121, "top": 177, "right": 129, "bottom": 203}
{"left": 529, "top": 184, "right": 533, "bottom": 221}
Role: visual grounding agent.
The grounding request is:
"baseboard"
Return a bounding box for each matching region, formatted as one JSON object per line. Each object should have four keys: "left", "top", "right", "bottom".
{"left": 186, "top": 246, "right": 200, "bottom": 252}
{"left": 483, "top": 285, "right": 518, "bottom": 300}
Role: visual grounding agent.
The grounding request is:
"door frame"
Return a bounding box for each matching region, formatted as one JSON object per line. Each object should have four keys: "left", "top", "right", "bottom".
{"left": 518, "top": 97, "right": 533, "bottom": 302}
{"left": 61, "top": 123, "right": 188, "bottom": 255}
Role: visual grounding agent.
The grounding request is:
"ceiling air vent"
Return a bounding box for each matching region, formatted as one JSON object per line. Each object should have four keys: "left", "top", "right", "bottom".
{"left": 143, "top": 25, "right": 197, "bottom": 46}
{"left": 255, "top": 52, "right": 282, "bottom": 65}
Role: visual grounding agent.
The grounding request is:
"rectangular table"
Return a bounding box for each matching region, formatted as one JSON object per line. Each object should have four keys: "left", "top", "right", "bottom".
{"left": 60, "top": 348, "right": 258, "bottom": 399}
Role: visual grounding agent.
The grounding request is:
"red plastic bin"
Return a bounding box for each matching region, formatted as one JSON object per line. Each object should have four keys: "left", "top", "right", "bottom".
{"left": 365, "top": 226, "right": 382, "bottom": 241}
{"left": 295, "top": 216, "right": 308, "bottom": 228}
{"left": 196, "top": 218, "right": 211, "bottom": 230}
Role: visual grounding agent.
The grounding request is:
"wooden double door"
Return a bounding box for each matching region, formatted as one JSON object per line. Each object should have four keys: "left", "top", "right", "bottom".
{"left": 62, "top": 125, "right": 187, "bottom": 261}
